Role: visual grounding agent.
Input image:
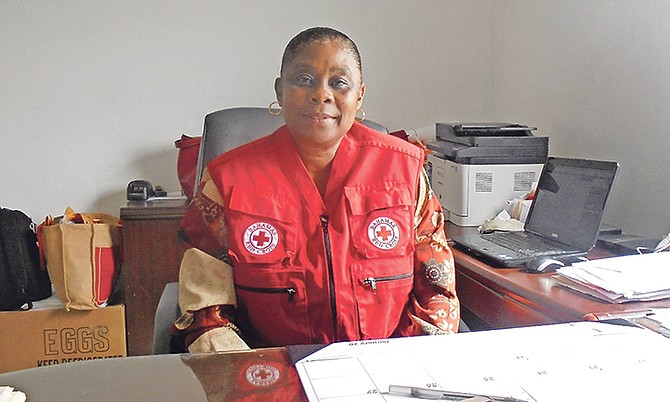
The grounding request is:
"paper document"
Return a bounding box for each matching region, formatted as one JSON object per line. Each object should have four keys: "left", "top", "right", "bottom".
{"left": 554, "top": 252, "right": 670, "bottom": 303}
{"left": 295, "top": 322, "right": 670, "bottom": 401}
{"left": 0, "top": 387, "right": 26, "bottom": 402}
{"left": 633, "top": 307, "right": 670, "bottom": 338}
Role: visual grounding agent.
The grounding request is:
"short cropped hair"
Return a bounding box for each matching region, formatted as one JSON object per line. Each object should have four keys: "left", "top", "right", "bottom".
{"left": 280, "top": 27, "right": 362, "bottom": 79}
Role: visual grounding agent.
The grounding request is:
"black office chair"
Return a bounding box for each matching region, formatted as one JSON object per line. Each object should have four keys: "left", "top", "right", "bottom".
{"left": 194, "top": 106, "right": 388, "bottom": 186}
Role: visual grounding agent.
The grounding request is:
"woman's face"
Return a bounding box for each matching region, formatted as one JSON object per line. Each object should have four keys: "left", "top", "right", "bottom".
{"left": 275, "top": 40, "right": 365, "bottom": 147}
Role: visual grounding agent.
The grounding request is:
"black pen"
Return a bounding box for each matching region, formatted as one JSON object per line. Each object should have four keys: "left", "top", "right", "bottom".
{"left": 388, "top": 384, "right": 529, "bottom": 402}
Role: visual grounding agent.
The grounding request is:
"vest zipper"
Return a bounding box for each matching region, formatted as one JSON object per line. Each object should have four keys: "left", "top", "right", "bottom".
{"left": 320, "top": 215, "right": 338, "bottom": 338}
{"left": 362, "top": 273, "right": 413, "bottom": 293}
{"left": 235, "top": 284, "right": 296, "bottom": 302}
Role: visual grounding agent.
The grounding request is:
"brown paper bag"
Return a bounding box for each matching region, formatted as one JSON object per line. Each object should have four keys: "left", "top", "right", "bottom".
{"left": 38, "top": 208, "right": 123, "bottom": 310}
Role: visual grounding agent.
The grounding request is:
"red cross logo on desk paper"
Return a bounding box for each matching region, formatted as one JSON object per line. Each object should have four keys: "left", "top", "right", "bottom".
{"left": 245, "top": 364, "right": 280, "bottom": 387}
{"left": 244, "top": 222, "right": 279, "bottom": 255}
{"left": 368, "top": 217, "right": 400, "bottom": 250}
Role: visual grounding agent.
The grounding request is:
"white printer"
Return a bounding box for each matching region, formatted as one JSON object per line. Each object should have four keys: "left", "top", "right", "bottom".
{"left": 426, "top": 123, "right": 548, "bottom": 226}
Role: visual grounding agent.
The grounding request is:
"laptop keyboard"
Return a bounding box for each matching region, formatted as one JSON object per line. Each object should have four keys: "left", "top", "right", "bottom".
{"left": 483, "top": 232, "right": 565, "bottom": 256}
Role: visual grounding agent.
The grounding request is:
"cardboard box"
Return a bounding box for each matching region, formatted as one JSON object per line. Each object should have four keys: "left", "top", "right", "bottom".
{"left": 0, "top": 301, "right": 126, "bottom": 374}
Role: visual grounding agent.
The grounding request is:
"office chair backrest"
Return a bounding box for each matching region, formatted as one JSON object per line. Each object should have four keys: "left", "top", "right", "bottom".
{"left": 196, "top": 107, "right": 283, "bottom": 186}
{"left": 195, "top": 107, "right": 388, "bottom": 185}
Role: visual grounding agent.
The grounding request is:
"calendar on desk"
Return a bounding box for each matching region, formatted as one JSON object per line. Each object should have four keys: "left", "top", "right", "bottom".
{"left": 295, "top": 322, "right": 669, "bottom": 401}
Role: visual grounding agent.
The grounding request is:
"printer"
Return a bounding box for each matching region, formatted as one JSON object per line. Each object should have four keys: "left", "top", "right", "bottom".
{"left": 426, "top": 123, "right": 548, "bottom": 226}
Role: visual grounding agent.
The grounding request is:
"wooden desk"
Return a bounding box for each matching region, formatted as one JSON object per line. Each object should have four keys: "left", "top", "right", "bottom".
{"left": 119, "top": 198, "right": 188, "bottom": 356}
{"left": 118, "top": 201, "right": 667, "bottom": 355}
{"left": 446, "top": 222, "right": 670, "bottom": 328}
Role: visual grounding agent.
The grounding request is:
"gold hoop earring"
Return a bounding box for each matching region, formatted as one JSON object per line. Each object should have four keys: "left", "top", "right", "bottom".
{"left": 355, "top": 109, "right": 366, "bottom": 122}
{"left": 268, "top": 101, "right": 282, "bottom": 116}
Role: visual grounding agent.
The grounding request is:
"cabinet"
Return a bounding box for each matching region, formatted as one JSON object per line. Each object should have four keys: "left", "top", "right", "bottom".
{"left": 119, "top": 199, "right": 187, "bottom": 355}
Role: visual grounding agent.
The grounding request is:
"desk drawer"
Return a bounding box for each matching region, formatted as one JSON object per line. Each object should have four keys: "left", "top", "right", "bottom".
{"left": 457, "top": 270, "right": 557, "bottom": 328}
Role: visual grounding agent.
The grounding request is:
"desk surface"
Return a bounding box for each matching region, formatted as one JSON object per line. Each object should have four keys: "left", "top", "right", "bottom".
{"left": 120, "top": 197, "right": 188, "bottom": 220}
{"left": 3, "top": 323, "right": 669, "bottom": 401}
{"left": 446, "top": 222, "right": 670, "bottom": 328}
{"left": 0, "top": 347, "right": 307, "bottom": 402}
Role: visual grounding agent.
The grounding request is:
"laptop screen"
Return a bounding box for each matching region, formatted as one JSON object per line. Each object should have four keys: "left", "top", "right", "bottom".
{"left": 525, "top": 157, "right": 619, "bottom": 250}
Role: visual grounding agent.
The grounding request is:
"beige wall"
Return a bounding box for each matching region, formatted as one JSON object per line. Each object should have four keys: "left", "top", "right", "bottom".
{"left": 2, "top": 1, "right": 668, "bottom": 238}
{"left": 491, "top": 1, "right": 670, "bottom": 238}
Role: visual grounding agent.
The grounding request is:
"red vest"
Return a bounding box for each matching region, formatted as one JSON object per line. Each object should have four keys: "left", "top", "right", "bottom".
{"left": 207, "top": 123, "right": 424, "bottom": 347}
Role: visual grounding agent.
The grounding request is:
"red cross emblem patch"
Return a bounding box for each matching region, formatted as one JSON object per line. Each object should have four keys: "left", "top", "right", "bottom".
{"left": 243, "top": 222, "right": 279, "bottom": 255}
{"left": 367, "top": 217, "right": 400, "bottom": 250}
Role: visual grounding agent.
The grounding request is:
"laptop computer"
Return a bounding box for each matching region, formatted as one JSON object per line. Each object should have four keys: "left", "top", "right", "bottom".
{"left": 451, "top": 157, "right": 619, "bottom": 268}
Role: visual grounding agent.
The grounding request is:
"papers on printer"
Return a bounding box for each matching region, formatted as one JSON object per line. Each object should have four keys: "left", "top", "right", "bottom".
{"left": 554, "top": 252, "right": 670, "bottom": 303}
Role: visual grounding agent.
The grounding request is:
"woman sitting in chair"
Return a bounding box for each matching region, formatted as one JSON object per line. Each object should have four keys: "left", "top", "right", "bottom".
{"left": 172, "top": 26, "right": 460, "bottom": 353}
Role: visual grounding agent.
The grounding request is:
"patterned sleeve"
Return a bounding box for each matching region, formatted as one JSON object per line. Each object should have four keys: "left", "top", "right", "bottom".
{"left": 171, "top": 168, "right": 243, "bottom": 351}
{"left": 177, "top": 169, "right": 230, "bottom": 261}
{"left": 394, "top": 169, "right": 461, "bottom": 336}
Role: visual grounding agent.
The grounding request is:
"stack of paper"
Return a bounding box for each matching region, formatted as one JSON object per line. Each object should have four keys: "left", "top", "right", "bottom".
{"left": 554, "top": 252, "right": 670, "bottom": 303}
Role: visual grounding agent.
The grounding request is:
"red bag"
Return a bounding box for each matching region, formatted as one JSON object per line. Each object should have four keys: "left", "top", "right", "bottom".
{"left": 175, "top": 134, "right": 202, "bottom": 199}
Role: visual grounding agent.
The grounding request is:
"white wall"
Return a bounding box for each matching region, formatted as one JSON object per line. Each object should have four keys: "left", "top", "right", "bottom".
{"left": 2, "top": 1, "right": 668, "bottom": 239}
{"left": 1, "top": 0, "right": 493, "bottom": 222}
{"left": 491, "top": 1, "right": 670, "bottom": 238}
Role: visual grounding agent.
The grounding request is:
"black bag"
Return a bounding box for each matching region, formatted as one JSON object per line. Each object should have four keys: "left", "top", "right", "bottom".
{"left": 0, "top": 207, "right": 52, "bottom": 310}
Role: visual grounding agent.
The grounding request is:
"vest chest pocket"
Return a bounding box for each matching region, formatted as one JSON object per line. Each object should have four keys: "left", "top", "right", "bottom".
{"left": 344, "top": 184, "right": 414, "bottom": 259}
{"left": 225, "top": 185, "right": 298, "bottom": 265}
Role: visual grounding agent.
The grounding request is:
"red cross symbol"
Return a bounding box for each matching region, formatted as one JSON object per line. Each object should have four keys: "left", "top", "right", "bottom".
{"left": 254, "top": 368, "right": 273, "bottom": 381}
{"left": 376, "top": 225, "right": 392, "bottom": 241}
{"left": 252, "top": 230, "right": 270, "bottom": 247}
